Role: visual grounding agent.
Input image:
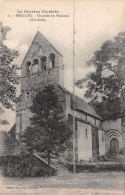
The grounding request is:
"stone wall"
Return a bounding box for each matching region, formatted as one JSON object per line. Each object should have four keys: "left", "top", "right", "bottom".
{"left": 65, "top": 92, "right": 105, "bottom": 161}
{"left": 96, "top": 119, "right": 102, "bottom": 128}
{"left": 98, "top": 130, "right": 106, "bottom": 155}
{"left": 87, "top": 115, "right": 95, "bottom": 126}
{"left": 16, "top": 108, "right": 33, "bottom": 139}
{"left": 77, "top": 121, "right": 92, "bottom": 161}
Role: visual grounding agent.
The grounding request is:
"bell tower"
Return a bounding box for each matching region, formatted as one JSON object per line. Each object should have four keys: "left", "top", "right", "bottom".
{"left": 21, "top": 31, "right": 64, "bottom": 89}
{"left": 16, "top": 31, "right": 64, "bottom": 140}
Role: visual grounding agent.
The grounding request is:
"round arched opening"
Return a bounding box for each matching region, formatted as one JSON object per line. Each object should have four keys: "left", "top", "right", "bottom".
{"left": 26, "top": 61, "right": 31, "bottom": 74}
{"left": 41, "top": 56, "right": 47, "bottom": 70}
{"left": 49, "top": 53, "right": 55, "bottom": 68}
{"left": 33, "top": 59, "right": 39, "bottom": 65}
{"left": 32, "top": 59, "right": 39, "bottom": 73}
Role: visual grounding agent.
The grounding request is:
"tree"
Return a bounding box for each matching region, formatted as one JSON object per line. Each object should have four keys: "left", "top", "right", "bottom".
{"left": 76, "top": 32, "right": 125, "bottom": 120}
{"left": 0, "top": 24, "right": 20, "bottom": 124}
{"left": 22, "top": 85, "right": 72, "bottom": 175}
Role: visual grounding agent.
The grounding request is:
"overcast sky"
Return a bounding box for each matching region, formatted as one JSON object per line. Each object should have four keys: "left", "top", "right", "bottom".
{"left": 0, "top": 0, "right": 125, "bottom": 131}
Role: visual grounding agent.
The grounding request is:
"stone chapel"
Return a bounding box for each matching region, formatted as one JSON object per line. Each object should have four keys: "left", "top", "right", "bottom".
{"left": 14, "top": 31, "right": 124, "bottom": 161}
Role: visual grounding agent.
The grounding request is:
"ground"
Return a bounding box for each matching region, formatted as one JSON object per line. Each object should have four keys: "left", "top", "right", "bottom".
{"left": 0, "top": 171, "right": 124, "bottom": 195}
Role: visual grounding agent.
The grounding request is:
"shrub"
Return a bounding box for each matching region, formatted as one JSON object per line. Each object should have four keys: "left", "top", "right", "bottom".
{"left": 0, "top": 154, "right": 56, "bottom": 177}
{"left": 67, "top": 162, "right": 124, "bottom": 172}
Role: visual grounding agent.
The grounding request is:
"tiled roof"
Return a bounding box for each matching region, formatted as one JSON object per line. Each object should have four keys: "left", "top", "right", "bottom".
{"left": 70, "top": 94, "right": 102, "bottom": 120}
{"left": 58, "top": 85, "right": 102, "bottom": 120}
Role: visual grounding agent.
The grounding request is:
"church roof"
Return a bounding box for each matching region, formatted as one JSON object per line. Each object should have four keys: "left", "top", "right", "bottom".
{"left": 70, "top": 94, "right": 102, "bottom": 120}
{"left": 58, "top": 85, "right": 102, "bottom": 120}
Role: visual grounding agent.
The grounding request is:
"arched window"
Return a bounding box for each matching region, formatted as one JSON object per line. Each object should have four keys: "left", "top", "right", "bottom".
{"left": 32, "top": 59, "right": 39, "bottom": 73}
{"left": 49, "top": 53, "right": 55, "bottom": 68}
{"left": 33, "top": 59, "right": 39, "bottom": 65}
{"left": 41, "top": 56, "right": 47, "bottom": 70}
{"left": 26, "top": 61, "right": 31, "bottom": 75}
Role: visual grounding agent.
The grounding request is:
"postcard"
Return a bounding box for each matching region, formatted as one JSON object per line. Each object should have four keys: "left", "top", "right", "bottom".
{"left": 0, "top": 0, "right": 125, "bottom": 195}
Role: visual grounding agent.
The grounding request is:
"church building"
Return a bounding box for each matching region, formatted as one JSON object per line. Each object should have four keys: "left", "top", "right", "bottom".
{"left": 15, "top": 31, "right": 124, "bottom": 161}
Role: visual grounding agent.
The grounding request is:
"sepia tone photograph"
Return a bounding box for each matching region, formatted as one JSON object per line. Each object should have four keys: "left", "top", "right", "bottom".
{"left": 0, "top": 0, "right": 125, "bottom": 194}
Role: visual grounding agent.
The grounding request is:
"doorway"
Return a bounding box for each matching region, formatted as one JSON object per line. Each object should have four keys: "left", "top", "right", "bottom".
{"left": 110, "top": 138, "right": 119, "bottom": 154}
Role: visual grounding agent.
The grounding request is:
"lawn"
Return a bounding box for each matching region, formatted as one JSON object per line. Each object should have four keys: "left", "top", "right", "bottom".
{"left": 0, "top": 171, "right": 124, "bottom": 195}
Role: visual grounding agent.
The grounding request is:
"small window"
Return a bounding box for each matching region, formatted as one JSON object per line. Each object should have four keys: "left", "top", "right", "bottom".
{"left": 85, "top": 129, "right": 88, "bottom": 140}
{"left": 38, "top": 44, "right": 42, "bottom": 53}
{"left": 49, "top": 53, "right": 55, "bottom": 68}
{"left": 41, "top": 56, "right": 47, "bottom": 70}
{"left": 27, "top": 91, "right": 29, "bottom": 98}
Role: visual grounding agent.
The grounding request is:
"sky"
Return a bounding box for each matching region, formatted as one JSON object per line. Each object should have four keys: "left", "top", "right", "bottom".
{"left": 0, "top": 0, "right": 125, "bottom": 131}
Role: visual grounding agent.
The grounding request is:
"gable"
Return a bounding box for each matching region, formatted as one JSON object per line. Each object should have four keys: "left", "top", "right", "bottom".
{"left": 22, "top": 31, "right": 62, "bottom": 62}
{"left": 21, "top": 31, "right": 63, "bottom": 77}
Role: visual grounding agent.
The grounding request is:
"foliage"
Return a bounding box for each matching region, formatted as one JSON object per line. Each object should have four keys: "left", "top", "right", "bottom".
{"left": 89, "top": 98, "right": 121, "bottom": 120}
{"left": 0, "top": 155, "right": 56, "bottom": 177}
{"left": 0, "top": 131, "right": 16, "bottom": 156}
{"left": 67, "top": 162, "right": 124, "bottom": 172}
{"left": 76, "top": 32, "right": 125, "bottom": 120}
{"left": 22, "top": 85, "right": 72, "bottom": 175}
{"left": 0, "top": 24, "right": 20, "bottom": 124}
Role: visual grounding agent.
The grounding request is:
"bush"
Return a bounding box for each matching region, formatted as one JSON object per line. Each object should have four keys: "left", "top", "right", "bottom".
{"left": 67, "top": 162, "right": 124, "bottom": 172}
{"left": 0, "top": 154, "right": 56, "bottom": 177}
